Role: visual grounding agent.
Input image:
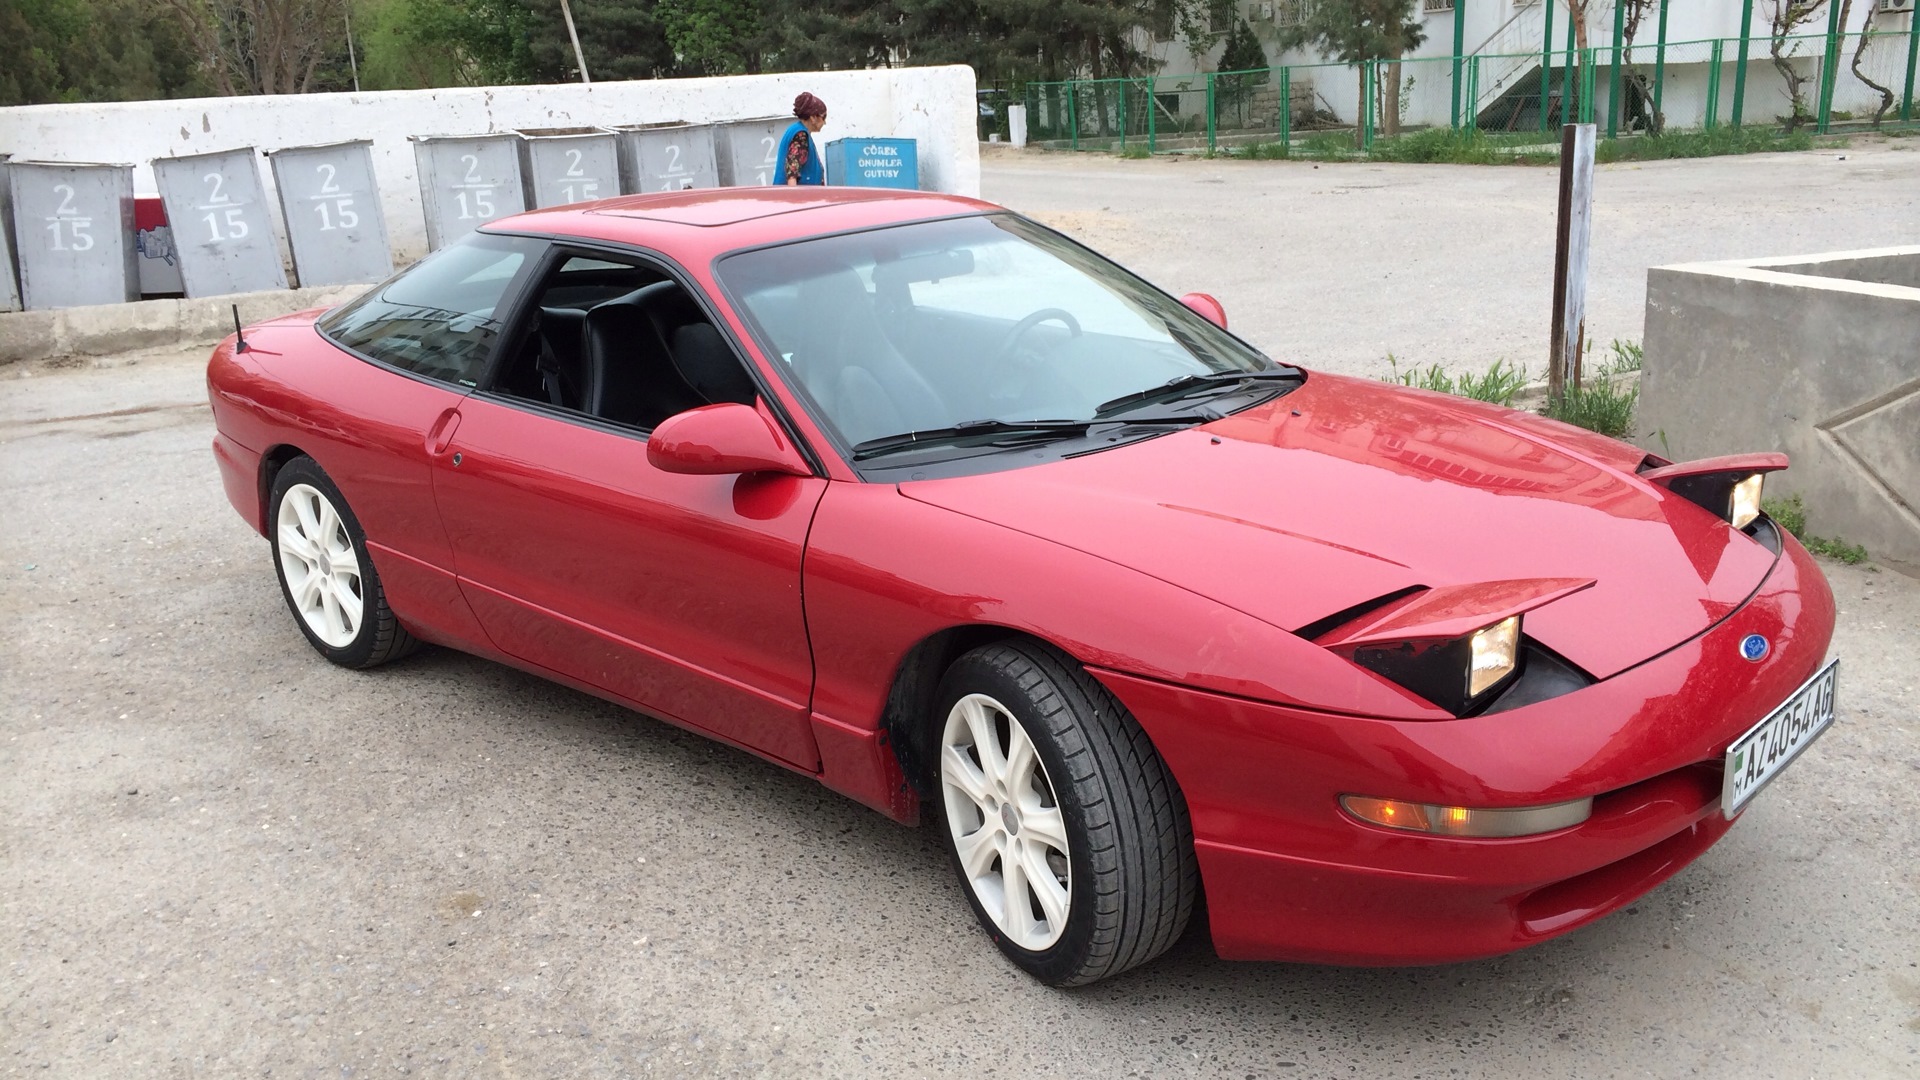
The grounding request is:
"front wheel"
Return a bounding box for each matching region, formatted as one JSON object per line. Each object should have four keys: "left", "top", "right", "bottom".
{"left": 932, "top": 640, "right": 1197, "bottom": 986}
{"left": 269, "top": 457, "right": 417, "bottom": 669}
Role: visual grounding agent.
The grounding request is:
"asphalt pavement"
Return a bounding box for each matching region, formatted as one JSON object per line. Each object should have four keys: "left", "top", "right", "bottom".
{"left": 4, "top": 144, "right": 1920, "bottom": 1077}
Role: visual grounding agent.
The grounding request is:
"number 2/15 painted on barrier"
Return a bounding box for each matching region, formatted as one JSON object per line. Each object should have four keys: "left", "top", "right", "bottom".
{"left": 556, "top": 148, "right": 599, "bottom": 203}
{"left": 311, "top": 163, "right": 359, "bottom": 231}
{"left": 200, "top": 172, "right": 250, "bottom": 242}
{"left": 454, "top": 153, "right": 496, "bottom": 220}
{"left": 45, "top": 183, "right": 96, "bottom": 252}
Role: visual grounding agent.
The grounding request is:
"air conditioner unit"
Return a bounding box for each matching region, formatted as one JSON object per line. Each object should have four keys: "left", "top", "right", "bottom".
{"left": 1423, "top": 0, "right": 1456, "bottom": 12}
{"left": 1875, "top": 0, "right": 1913, "bottom": 13}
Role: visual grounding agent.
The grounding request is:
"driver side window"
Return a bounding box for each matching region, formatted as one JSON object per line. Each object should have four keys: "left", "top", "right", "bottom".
{"left": 491, "top": 253, "right": 760, "bottom": 431}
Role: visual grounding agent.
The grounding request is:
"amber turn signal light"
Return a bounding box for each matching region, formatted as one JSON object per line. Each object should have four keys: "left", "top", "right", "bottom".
{"left": 1340, "top": 794, "right": 1593, "bottom": 838}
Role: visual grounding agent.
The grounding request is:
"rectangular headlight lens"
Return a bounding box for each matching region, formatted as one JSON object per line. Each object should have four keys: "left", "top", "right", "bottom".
{"left": 1729, "top": 473, "right": 1764, "bottom": 530}
{"left": 1467, "top": 616, "right": 1520, "bottom": 698}
{"left": 1341, "top": 795, "right": 1593, "bottom": 838}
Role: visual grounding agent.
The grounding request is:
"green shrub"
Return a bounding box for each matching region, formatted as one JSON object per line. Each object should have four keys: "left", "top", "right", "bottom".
{"left": 1116, "top": 144, "right": 1152, "bottom": 159}
{"left": 1541, "top": 378, "right": 1638, "bottom": 439}
{"left": 1760, "top": 493, "right": 1870, "bottom": 563}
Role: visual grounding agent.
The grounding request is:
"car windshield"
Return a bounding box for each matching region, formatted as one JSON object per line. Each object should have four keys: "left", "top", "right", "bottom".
{"left": 717, "top": 214, "right": 1289, "bottom": 456}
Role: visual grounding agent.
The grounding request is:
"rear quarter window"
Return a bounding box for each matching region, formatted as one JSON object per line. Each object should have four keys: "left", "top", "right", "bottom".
{"left": 319, "top": 233, "right": 542, "bottom": 387}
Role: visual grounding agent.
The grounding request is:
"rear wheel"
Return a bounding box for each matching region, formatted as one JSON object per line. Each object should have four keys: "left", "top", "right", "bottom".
{"left": 269, "top": 457, "right": 417, "bottom": 669}
{"left": 932, "top": 640, "right": 1197, "bottom": 986}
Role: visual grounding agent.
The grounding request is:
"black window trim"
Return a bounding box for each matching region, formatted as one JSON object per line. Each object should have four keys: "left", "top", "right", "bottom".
{"left": 467, "top": 228, "right": 831, "bottom": 480}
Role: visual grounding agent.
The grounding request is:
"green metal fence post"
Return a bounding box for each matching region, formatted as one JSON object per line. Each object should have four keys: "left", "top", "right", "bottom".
{"left": 1607, "top": 0, "right": 1625, "bottom": 138}
{"left": 1732, "top": 0, "right": 1754, "bottom": 127}
{"left": 1206, "top": 73, "right": 1217, "bottom": 153}
{"left": 1363, "top": 60, "right": 1377, "bottom": 150}
{"left": 1118, "top": 82, "right": 1128, "bottom": 149}
{"left": 1467, "top": 56, "right": 1481, "bottom": 130}
{"left": 1581, "top": 49, "right": 1598, "bottom": 124}
{"left": 1147, "top": 76, "right": 1157, "bottom": 152}
{"left": 1907, "top": 8, "right": 1920, "bottom": 122}
{"left": 1069, "top": 85, "right": 1078, "bottom": 151}
{"left": 1451, "top": 0, "right": 1467, "bottom": 130}
{"left": 1706, "top": 39, "right": 1723, "bottom": 129}
{"left": 1541, "top": 0, "right": 1555, "bottom": 134}
{"left": 1653, "top": 0, "right": 1669, "bottom": 132}
{"left": 1279, "top": 67, "right": 1292, "bottom": 152}
{"left": 1816, "top": 1, "right": 1844, "bottom": 133}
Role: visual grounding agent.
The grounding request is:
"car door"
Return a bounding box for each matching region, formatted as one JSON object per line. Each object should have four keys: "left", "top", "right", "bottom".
{"left": 429, "top": 247, "right": 826, "bottom": 769}
{"left": 307, "top": 231, "right": 545, "bottom": 647}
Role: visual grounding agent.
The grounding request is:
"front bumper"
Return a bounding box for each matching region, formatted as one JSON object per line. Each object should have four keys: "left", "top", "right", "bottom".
{"left": 1095, "top": 533, "right": 1836, "bottom": 965}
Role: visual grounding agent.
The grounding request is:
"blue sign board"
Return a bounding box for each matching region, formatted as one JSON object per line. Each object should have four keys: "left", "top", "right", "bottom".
{"left": 824, "top": 138, "right": 920, "bottom": 190}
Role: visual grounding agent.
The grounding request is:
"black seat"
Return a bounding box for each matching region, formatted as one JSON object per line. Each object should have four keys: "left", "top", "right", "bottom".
{"left": 533, "top": 306, "right": 589, "bottom": 408}
{"left": 669, "top": 322, "right": 758, "bottom": 407}
{"left": 793, "top": 270, "right": 946, "bottom": 445}
{"left": 580, "top": 287, "right": 703, "bottom": 428}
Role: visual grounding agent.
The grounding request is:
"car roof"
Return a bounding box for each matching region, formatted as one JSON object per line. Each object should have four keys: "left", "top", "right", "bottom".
{"left": 488, "top": 187, "right": 1001, "bottom": 262}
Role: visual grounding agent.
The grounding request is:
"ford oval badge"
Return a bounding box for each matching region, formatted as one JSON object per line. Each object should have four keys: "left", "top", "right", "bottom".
{"left": 1740, "top": 634, "right": 1770, "bottom": 662}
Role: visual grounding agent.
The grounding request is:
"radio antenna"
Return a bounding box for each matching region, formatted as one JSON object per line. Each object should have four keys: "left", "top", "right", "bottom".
{"left": 232, "top": 304, "right": 248, "bottom": 352}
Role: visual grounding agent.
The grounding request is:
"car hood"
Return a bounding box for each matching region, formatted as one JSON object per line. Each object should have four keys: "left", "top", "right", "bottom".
{"left": 898, "top": 373, "right": 1777, "bottom": 680}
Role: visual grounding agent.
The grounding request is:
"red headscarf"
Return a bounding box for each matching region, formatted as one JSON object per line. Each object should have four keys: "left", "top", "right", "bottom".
{"left": 792, "top": 92, "right": 827, "bottom": 121}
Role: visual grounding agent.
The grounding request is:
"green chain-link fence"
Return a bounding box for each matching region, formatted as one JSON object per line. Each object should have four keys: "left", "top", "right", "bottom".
{"left": 1019, "top": 22, "right": 1919, "bottom": 155}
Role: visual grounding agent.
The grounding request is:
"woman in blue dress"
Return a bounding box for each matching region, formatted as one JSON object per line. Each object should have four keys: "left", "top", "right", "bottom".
{"left": 779, "top": 93, "right": 828, "bottom": 186}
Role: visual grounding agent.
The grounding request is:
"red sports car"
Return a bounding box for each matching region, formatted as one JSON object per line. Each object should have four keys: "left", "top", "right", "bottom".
{"left": 208, "top": 188, "right": 1838, "bottom": 986}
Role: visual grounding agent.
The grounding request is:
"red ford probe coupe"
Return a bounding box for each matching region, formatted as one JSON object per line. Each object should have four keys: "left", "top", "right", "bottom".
{"left": 208, "top": 188, "right": 1838, "bottom": 987}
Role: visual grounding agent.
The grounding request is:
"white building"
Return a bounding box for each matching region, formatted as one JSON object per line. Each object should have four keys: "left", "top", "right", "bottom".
{"left": 1128, "top": 0, "right": 1915, "bottom": 136}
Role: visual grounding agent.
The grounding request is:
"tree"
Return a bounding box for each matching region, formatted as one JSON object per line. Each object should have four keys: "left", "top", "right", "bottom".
{"left": 1214, "top": 17, "right": 1268, "bottom": 127}
{"left": 2, "top": 0, "right": 208, "bottom": 105}
{"left": 1836, "top": 0, "right": 1896, "bottom": 127}
{"left": 1279, "top": 0, "right": 1423, "bottom": 139}
{"left": 1765, "top": 0, "right": 1827, "bottom": 130}
{"left": 661, "top": 0, "right": 770, "bottom": 74}
{"left": 158, "top": 0, "right": 353, "bottom": 95}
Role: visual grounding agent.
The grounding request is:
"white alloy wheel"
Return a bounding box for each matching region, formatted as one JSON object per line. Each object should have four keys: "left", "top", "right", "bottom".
{"left": 275, "top": 482, "right": 365, "bottom": 649}
{"left": 939, "top": 691, "right": 1074, "bottom": 952}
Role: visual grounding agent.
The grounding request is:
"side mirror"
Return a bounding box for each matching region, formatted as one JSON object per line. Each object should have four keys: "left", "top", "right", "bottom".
{"left": 647, "top": 403, "right": 812, "bottom": 477}
{"left": 1180, "top": 292, "right": 1228, "bottom": 330}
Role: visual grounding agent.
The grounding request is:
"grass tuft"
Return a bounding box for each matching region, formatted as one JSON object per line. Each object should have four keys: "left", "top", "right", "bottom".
{"left": 1761, "top": 493, "right": 1870, "bottom": 563}
{"left": 1541, "top": 378, "right": 1639, "bottom": 438}
{"left": 1385, "top": 355, "right": 1529, "bottom": 406}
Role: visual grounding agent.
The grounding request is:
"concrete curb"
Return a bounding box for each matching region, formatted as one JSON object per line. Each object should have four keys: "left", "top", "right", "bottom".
{"left": 0, "top": 285, "right": 367, "bottom": 366}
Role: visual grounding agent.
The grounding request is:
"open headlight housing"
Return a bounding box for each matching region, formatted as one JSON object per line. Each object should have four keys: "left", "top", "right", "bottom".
{"left": 1343, "top": 615, "right": 1523, "bottom": 716}
{"left": 1640, "top": 453, "right": 1786, "bottom": 533}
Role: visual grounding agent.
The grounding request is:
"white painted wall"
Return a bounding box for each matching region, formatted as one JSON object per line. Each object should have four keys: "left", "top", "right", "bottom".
{"left": 0, "top": 66, "right": 981, "bottom": 265}
{"left": 1151, "top": 0, "right": 1911, "bottom": 80}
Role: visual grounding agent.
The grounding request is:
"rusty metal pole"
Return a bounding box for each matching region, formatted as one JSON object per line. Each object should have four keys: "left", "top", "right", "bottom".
{"left": 1549, "top": 122, "right": 1596, "bottom": 399}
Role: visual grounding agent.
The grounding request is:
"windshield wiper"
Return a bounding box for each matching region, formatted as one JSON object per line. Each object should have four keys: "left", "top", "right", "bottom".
{"left": 851, "top": 416, "right": 1193, "bottom": 461}
{"left": 1093, "top": 367, "right": 1302, "bottom": 418}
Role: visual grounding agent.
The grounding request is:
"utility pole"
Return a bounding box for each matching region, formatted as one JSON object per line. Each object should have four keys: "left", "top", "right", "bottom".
{"left": 559, "top": 0, "right": 592, "bottom": 84}
{"left": 1549, "top": 123, "right": 1596, "bottom": 400}
{"left": 344, "top": 1, "right": 361, "bottom": 93}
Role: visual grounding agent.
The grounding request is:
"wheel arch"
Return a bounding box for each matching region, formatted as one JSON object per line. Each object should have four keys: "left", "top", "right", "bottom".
{"left": 880, "top": 624, "right": 1143, "bottom": 806}
{"left": 256, "top": 444, "right": 313, "bottom": 534}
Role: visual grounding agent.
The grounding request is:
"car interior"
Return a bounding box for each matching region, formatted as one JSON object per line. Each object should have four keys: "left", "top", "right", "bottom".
{"left": 491, "top": 255, "right": 760, "bottom": 430}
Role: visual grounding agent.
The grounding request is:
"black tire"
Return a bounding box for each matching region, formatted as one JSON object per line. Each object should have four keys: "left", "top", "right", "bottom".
{"left": 931, "top": 639, "right": 1197, "bottom": 986}
{"left": 268, "top": 456, "right": 418, "bottom": 669}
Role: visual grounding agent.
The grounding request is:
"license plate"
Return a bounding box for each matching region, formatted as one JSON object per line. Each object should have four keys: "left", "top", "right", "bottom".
{"left": 1722, "top": 658, "right": 1838, "bottom": 817}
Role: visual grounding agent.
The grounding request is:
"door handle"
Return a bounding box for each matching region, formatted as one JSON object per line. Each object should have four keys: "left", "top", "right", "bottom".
{"left": 425, "top": 408, "right": 462, "bottom": 456}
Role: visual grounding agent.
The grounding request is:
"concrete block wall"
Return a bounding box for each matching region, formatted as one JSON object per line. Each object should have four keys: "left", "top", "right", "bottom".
{"left": 0, "top": 66, "right": 981, "bottom": 266}
{"left": 1637, "top": 248, "right": 1920, "bottom": 577}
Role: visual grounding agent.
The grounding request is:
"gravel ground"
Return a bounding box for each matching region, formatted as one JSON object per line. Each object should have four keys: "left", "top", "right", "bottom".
{"left": 981, "top": 137, "right": 1920, "bottom": 379}
{"left": 4, "top": 144, "right": 1920, "bottom": 1078}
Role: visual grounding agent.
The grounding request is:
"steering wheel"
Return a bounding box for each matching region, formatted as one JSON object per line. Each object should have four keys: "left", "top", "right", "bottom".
{"left": 990, "top": 308, "right": 1083, "bottom": 369}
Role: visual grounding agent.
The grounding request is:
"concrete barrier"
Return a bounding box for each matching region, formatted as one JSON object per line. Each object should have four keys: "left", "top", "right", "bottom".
{"left": 0, "top": 66, "right": 980, "bottom": 266}
{"left": 0, "top": 285, "right": 364, "bottom": 365}
{"left": 1638, "top": 247, "right": 1920, "bottom": 576}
